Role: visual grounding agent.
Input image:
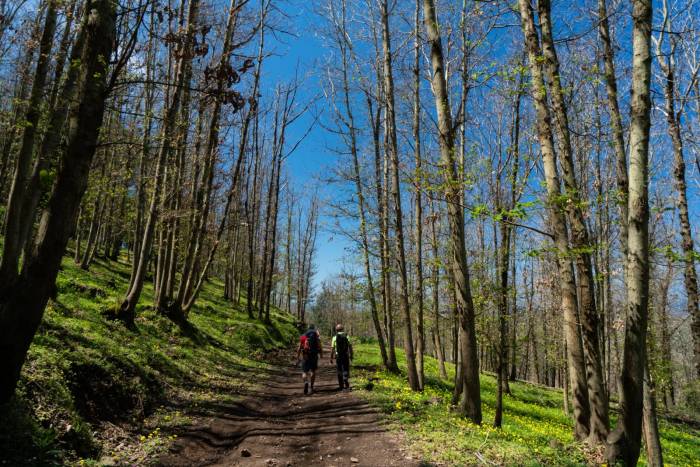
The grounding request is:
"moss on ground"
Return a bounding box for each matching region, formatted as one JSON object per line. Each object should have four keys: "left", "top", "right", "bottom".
{"left": 352, "top": 342, "right": 700, "bottom": 466}
{"left": 0, "top": 254, "right": 297, "bottom": 466}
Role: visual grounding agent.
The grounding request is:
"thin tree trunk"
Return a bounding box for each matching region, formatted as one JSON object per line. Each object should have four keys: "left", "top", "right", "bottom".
{"left": 119, "top": 0, "right": 200, "bottom": 324}
{"left": 537, "top": 0, "right": 608, "bottom": 442}
{"left": 367, "top": 90, "right": 398, "bottom": 371}
{"left": 494, "top": 219, "right": 510, "bottom": 428}
{"left": 380, "top": 0, "right": 419, "bottom": 391}
{"left": 658, "top": 30, "right": 700, "bottom": 378}
{"left": 412, "top": 0, "right": 425, "bottom": 390}
{"left": 659, "top": 258, "right": 675, "bottom": 407}
{"left": 430, "top": 199, "right": 447, "bottom": 379}
{"left": 336, "top": 0, "right": 389, "bottom": 368}
{"left": 518, "top": 0, "right": 590, "bottom": 439}
{"left": 0, "top": 0, "right": 58, "bottom": 281}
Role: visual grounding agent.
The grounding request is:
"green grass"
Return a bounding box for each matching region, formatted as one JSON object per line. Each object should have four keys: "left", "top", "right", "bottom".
{"left": 352, "top": 343, "right": 700, "bottom": 466}
{"left": 0, "top": 253, "right": 298, "bottom": 466}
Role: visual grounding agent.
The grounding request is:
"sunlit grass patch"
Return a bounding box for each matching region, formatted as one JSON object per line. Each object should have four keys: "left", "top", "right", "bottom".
{"left": 353, "top": 342, "right": 700, "bottom": 466}
{"left": 1, "top": 253, "right": 297, "bottom": 465}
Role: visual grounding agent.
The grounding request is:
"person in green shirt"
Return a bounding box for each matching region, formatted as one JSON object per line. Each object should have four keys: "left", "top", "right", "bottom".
{"left": 330, "top": 324, "right": 353, "bottom": 390}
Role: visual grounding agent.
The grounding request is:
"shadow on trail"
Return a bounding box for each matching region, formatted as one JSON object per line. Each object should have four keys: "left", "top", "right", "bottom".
{"left": 157, "top": 354, "right": 419, "bottom": 466}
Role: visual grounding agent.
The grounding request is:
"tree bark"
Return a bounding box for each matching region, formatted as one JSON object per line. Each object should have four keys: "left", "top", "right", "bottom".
{"left": 378, "top": 0, "right": 418, "bottom": 389}
{"left": 366, "top": 90, "right": 398, "bottom": 371}
{"left": 606, "top": 0, "right": 652, "bottom": 462}
{"left": 518, "top": 0, "right": 591, "bottom": 439}
{"left": 0, "top": 0, "right": 58, "bottom": 281}
{"left": 643, "top": 357, "right": 663, "bottom": 466}
{"left": 412, "top": 0, "right": 425, "bottom": 390}
{"left": 537, "top": 0, "right": 608, "bottom": 442}
{"left": 119, "top": 0, "right": 200, "bottom": 324}
{"left": 657, "top": 28, "right": 700, "bottom": 378}
{"left": 0, "top": 0, "right": 117, "bottom": 403}
{"left": 429, "top": 198, "right": 447, "bottom": 379}
{"left": 335, "top": 0, "right": 390, "bottom": 369}
{"left": 423, "top": 0, "right": 481, "bottom": 422}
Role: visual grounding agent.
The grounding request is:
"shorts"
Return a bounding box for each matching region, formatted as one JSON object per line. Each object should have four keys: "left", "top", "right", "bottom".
{"left": 302, "top": 354, "right": 319, "bottom": 372}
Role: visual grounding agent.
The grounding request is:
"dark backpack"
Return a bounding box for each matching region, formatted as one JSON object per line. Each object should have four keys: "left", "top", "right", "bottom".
{"left": 335, "top": 333, "right": 349, "bottom": 357}
{"left": 303, "top": 330, "right": 319, "bottom": 356}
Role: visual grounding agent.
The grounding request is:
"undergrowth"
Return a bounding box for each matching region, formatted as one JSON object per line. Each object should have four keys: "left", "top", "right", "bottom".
{"left": 0, "top": 253, "right": 297, "bottom": 466}
{"left": 353, "top": 343, "right": 700, "bottom": 466}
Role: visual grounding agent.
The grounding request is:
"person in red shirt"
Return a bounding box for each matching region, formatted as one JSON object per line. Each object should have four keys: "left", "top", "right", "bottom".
{"left": 296, "top": 324, "right": 323, "bottom": 395}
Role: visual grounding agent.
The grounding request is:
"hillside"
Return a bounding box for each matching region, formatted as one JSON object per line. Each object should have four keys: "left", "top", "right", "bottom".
{"left": 1, "top": 252, "right": 699, "bottom": 465}
{"left": 352, "top": 343, "right": 700, "bottom": 466}
{"left": 0, "top": 254, "right": 298, "bottom": 465}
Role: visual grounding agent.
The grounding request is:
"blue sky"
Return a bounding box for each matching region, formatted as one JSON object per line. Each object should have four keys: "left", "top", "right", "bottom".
{"left": 261, "top": 0, "right": 351, "bottom": 286}
{"left": 255, "top": 0, "right": 700, "bottom": 293}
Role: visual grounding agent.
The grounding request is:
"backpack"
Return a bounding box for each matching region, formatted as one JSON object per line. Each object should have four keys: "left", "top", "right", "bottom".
{"left": 303, "top": 330, "right": 319, "bottom": 356}
{"left": 335, "top": 333, "right": 349, "bottom": 357}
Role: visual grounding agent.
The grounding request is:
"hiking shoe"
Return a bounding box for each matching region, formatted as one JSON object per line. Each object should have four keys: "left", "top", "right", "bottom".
{"left": 344, "top": 380, "right": 350, "bottom": 389}
{"left": 304, "top": 382, "right": 309, "bottom": 395}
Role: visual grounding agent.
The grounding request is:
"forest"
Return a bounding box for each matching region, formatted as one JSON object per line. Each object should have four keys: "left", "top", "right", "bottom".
{"left": 0, "top": 0, "right": 699, "bottom": 464}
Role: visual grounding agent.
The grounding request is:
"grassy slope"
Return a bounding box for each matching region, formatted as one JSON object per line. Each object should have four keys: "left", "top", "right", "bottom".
{"left": 1, "top": 254, "right": 298, "bottom": 466}
{"left": 353, "top": 343, "right": 700, "bottom": 466}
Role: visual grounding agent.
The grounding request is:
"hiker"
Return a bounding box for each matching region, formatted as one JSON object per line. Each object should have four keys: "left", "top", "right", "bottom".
{"left": 330, "top": 324, "right": 353, "bottom": 390}
{"left": 297, "top": 324, "right": 323, "bottom": 395}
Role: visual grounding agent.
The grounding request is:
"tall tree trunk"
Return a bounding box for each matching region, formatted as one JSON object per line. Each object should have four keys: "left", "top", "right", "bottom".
{"left": 285, "top": 190, "right": 293, "bottom": 313}
{"left": 658, "top": 30, "right": 700, "bottom": 378}
{"left": 495, "top": 65, "right": 523, "bottom": 424}
{"left": 380, "top": 0, "right": 419, "bottom": 391}
{"left": 246, "top": 121, "right": 261, "bottom": 319}
{"left": 412, "top": 0, "right": 425, "bottom": 390}
{"left": 598, "top": 0, "right": 628, "bottom": 267}
{"left": 262, "top": 153, "right": 282, "bottom": 323}
{"left": 367, "top": 91, "right": 398, "bottom": 371}
{"left": 0, "top": 0, "right": 117, "bottom": 403}
{"left": 518, "top": 0, "right": 590, "bottom": 439}
{"left": 118, "top": 0, "right": 200, "bottom": 324}
{"left": 131, "top": 9, "right": 156, "bottom": 283}
{"left": 494, "top": 219, "right": 510, "bottom": 428}
{"left": 606, "top": 0, "right": 652, "bottom": 462}
{"left": 658, "top": 258, "right": 675, "bottom": 407}
{"left": 18, "top": 0, "right": 86, "bottom": 265}
{"left": 509, "top": 231, "right": 518, "bottom": 384}
{"left": 423, "top": 0, "right": 481, "bottom": 423}
{"left": 451, "top": 288, "right": 463, "bottom": 406}
{"left": 336, "top": 0, "right": 390, "bottom": 368}
{"left": 0, "top": 0, "right": 58, "bottom": 281}
{"left": 537, "top": 0, "right": 608, "bottom": 442}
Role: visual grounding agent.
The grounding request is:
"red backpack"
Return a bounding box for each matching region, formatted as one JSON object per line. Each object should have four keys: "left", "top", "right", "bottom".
{"left": 303, "top": 330, "right": 320, "bottom": 356}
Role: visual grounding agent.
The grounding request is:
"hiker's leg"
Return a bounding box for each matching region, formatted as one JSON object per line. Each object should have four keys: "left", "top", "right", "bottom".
{"left": 342, "top": 355, "right": 350, "bottom": 387}
{"left": 302, "top": 360, "right": 311, "bottom": 394}
{"left": 336, "top": 359, "right": 344, "bottom": 389}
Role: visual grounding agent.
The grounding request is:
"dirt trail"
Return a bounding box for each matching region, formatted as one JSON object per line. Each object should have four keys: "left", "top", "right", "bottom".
{"left": 158, "top": 349, "right": 420, "bottom": 467}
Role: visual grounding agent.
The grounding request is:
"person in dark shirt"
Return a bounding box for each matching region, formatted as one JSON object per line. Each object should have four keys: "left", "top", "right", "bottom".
{"left": 330, "top": 324, "right": 353, "bottom": 390}
{"left": 296, "top": 324, "right": 323, "bottom": 395}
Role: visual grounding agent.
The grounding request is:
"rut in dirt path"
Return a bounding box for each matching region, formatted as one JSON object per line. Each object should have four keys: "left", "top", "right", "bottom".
{"left": 157, "top": 350, "right": 423, "bottom": 467}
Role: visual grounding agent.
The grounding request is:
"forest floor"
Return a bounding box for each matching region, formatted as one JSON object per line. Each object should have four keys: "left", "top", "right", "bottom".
{"left": 2, "top": 252, "right": 699, "bottom": 466}
{"left": 350, "top": 344, "right": 700, "bottom": 466}
{"left": 0, "top": 253, "right": 300, "bottom": 466}
{"left": 157, "top": 349, "right": 419, "bottom": 467}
